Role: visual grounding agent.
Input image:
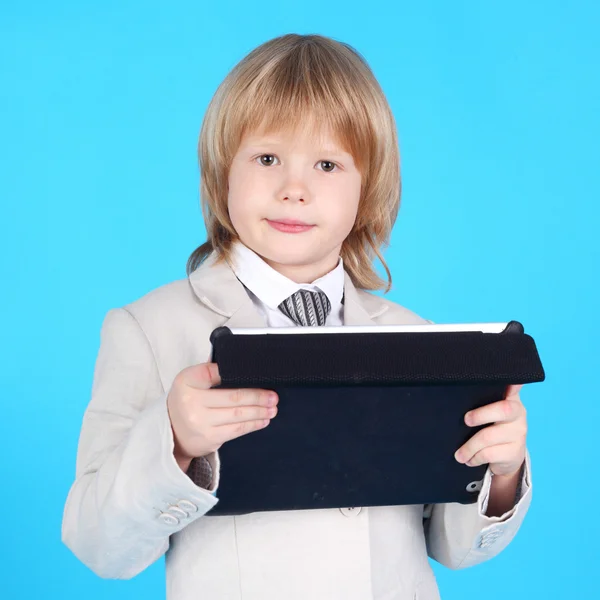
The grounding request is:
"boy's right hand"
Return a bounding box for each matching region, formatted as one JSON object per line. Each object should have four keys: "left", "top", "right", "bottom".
{"left": 167, "top": 362, "right": 278, "bottom": 466}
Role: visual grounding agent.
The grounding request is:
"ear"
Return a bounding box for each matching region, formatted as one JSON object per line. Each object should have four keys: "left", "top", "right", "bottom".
{"left": 506, "top": 384, "right": 524, "bottom": 398}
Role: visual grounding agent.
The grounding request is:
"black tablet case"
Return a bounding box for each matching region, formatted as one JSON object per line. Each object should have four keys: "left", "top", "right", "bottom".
{"left": 206, "top": 321, "right": 545, "bottom": 516}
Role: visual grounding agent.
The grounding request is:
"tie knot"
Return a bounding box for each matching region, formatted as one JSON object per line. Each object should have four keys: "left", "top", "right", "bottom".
{"left": 278, "top": 289, "right": 331, "bottom": 327}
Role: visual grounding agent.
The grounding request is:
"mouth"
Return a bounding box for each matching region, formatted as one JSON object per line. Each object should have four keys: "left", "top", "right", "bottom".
{"left": 266, "top": 218, "right": 315, "bottom": 234}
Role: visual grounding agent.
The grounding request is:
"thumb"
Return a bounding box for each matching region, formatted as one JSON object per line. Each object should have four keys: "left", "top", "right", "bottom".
{"left": 182, "top": 362, "right": 222, "bottom": 390}
{"left": 506, "top": 384, "right": 524, "bottom": 398}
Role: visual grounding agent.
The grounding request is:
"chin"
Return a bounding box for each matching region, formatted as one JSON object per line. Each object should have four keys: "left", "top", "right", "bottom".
{"left": 239, "top": 228, "right": 339, "bottom": 268}
{"left": 245, "top": 238, "right": 312, "bottom": 265}
{"left": 259, "top": 246, "right": 317, "bottom": 266}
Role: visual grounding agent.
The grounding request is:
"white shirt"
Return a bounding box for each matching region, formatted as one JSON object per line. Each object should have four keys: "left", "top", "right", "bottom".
{"left": 228, "top": 242, "right": 345, "bottom": 327}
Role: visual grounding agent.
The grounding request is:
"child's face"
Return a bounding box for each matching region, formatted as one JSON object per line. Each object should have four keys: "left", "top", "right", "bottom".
{"left": 227, "top": 126, "right": 362, "bottom": 281}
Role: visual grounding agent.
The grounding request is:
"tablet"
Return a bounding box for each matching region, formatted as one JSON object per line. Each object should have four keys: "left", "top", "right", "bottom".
{"left": 204, "top": 321, "right": 544, "bottom": 516}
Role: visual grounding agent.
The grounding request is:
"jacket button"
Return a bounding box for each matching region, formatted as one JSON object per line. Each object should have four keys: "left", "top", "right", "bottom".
{"left": 177, "top": 500, "right": 198, "bottom": 513}
{"left": 340, "top": 507, "right": 362, "bottom": 517}
{"left": 159, "top": 513, "right": 179, "bottom": 526}
{"left": 168, "top": 506, "right": 189, "bottom": 519}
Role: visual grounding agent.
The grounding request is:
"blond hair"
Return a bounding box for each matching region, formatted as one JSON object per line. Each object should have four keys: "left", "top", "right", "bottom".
{"left": 187, "top": 33, "right": 401, "bottom": 291}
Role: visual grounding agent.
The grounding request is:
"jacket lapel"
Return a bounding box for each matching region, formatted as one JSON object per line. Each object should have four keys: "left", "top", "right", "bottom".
{"left": 188, "top": 252, "right": 388, "bottom": 328}
{"left": 342, "top": 272, "right": 388, "bottom": 326}
{"left": 188, "top": 253, "right": 267, "bottom": 329}
{"left": 221, "top": 298, "right": 268, "bottom": 329}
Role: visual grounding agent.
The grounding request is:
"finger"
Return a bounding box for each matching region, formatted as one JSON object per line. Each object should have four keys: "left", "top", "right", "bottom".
{"left": 213, "top": 418, "right": 272, "bottom": 444}
{"left": 203, "top": 388, "right": 278, "bottom": 409}
{"left": 462, "top": 442, "right": 522, "bottom": 469}
{"left": 506, "top": 384, "right": 523, "bottom": 398}
{"left": 465, "top": 397, "right": 524, "bottom": 427}
{"left": 455, "top": 423, "right": 522, "bottom": 464}
{"left": 209, "top": 404, "right": 278, "bottom": 426}
{"left": 181, "top": 362, "right": 221, "bottom": 390}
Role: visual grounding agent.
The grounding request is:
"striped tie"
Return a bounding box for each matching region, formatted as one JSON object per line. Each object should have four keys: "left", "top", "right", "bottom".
{"left": 278, "top": 289, "right": 331, "bottom": 327}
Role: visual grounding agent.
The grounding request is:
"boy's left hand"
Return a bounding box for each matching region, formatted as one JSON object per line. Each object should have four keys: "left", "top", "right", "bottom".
{"left": 454, "top": 385, "right": 527, "bottom": 477}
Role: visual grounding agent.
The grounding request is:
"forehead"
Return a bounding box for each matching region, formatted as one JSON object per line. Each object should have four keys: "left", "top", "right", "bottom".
{"left": 240, "top": 113, "right": 350, "bottom": 153}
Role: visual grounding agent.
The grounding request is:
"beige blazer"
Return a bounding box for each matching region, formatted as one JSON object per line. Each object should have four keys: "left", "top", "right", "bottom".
{"left": 61, "top": 254, "right": 532, "bottom": 600}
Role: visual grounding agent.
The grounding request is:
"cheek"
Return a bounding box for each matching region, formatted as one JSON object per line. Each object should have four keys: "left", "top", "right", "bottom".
{"left": 329, "top": 177, "right": 361, "bottom": 231}
{"left": 227, "top": 167, "right": 255, "bottom": 225}
{"left": 228, "top": 194, "right": 254, "bottom": 240}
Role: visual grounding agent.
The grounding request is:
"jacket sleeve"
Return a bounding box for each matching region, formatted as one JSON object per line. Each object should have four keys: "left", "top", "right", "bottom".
{"left": 423, "top": 449, "right": 532, "bottom": 569}
{"left": 61, "top": 308, "right": 220, "bottom": 579}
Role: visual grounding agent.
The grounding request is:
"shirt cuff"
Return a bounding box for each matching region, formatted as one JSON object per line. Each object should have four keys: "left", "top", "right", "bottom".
{"left": 186, "top": 453, "right": 220, "bottom": 496}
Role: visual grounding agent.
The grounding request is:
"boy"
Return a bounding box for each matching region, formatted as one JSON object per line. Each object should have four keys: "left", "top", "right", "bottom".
{"left": 62, "top": 33, "right": 531, "bottom": 599}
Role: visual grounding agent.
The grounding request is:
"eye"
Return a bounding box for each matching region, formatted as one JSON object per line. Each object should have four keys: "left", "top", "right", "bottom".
{"left": 318, "top": 160, "right": 338, "bottom": 173}
{"left": 257, "top": 154, "right": 279, "bottom": 167}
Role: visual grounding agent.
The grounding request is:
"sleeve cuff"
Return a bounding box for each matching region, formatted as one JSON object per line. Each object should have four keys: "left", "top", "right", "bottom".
{"left": 119, "top": 392, "right": 220, "bottom": 534}
{"left": 478, "top": 449, "right": 531, "bottom": 523}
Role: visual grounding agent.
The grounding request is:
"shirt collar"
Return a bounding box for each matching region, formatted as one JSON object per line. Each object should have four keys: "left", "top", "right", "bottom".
{"left": 228, "top": 241, "right": 345, "bottom": 311}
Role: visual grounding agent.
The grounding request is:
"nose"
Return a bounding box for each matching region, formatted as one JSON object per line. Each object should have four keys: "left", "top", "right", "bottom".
{"left": 278, "top": 170, "right": 311, "bottom": 204}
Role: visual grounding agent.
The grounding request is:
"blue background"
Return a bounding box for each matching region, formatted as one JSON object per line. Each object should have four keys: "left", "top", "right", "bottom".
{"left": 1, "top": 1, "right": 598, "bottom": 598}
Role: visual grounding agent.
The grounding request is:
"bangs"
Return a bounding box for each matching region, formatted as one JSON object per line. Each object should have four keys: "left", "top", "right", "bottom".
{"left": 220, "top": 39, "right": 377, "bottom": 175}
